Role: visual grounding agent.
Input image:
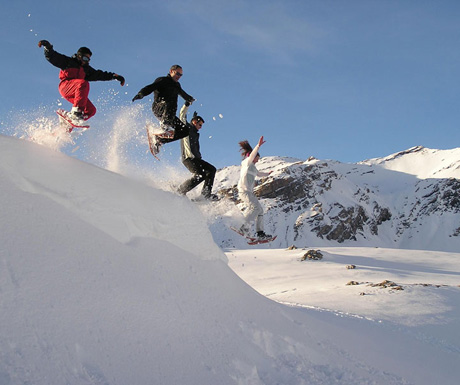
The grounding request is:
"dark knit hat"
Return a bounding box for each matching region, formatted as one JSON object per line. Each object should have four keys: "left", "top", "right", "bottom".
{"left": 77, "top": 47, "right": 92, "bottom": 57}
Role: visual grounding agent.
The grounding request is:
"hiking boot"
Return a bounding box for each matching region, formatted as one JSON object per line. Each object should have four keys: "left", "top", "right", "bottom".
{"left": 256, "top": 231, "right": 272, "bottom": 240}
{"left": 69, "top": 107, "right": 87, "bottom": 126}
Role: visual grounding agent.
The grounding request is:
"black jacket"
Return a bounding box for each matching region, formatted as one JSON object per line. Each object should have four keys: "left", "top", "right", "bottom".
{"left": 137, "top": 75, "right": 194, "bottom": 122}
{"left": 44, "top": 48, "right": 115, "bottom": 82}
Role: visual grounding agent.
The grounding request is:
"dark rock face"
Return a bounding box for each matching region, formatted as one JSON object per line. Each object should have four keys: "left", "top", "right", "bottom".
{"left": 250, "top": 161, "right": 393, "bottom": 243}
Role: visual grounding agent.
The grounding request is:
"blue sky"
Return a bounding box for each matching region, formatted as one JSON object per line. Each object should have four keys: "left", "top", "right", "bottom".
{"left": 1, "top": 0, "right": 460, "bottom": 169}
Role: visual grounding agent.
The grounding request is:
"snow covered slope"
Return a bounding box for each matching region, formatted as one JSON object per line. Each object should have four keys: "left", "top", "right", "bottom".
{"left": 361, "top": 145, "right": 460, "bottom": 179}
{"left": 1, "top": 135, "right": 459, "bottom": 384}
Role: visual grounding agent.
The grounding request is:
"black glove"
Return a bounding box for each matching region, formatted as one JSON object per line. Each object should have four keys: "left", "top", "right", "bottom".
{"left": 38, "top": 40, "right": 52, "bottom": 50}
{"left": 113, "top": 74, "right": 125, "bottom": 86}
{"left": 185, "top": 100, "right": 191, "bottom": 107}
{"left": 132, "top": 93, "right": 143, "bottom": 102}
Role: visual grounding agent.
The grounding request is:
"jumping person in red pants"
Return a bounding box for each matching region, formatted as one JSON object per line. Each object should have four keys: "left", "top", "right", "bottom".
{"left": 38, "top": 40, "right": 125, "bottom": 127}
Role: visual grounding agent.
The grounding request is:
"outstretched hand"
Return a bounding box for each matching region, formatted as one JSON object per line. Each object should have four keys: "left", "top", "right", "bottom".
{"left": 258, "top": 136, "right": 266, "bottom": 147}
{"left": 38, "top": 40, "right": 52, "bottom": 50}
{"left": 113, "top": 74, "right": 125, "bottom": 86}
{"left": 132, "top": 93, "right": 143, "bottom": 102}
{"left": 185, "top": 98, "right": 196, "bottom": 107}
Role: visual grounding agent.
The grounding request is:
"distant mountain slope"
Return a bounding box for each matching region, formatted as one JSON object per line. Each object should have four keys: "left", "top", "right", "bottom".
{"left": 212, "top": 147, "right": 460, "bottom": 252}
{"left": 361, "top": 146, "right": 460, "bottom": 179}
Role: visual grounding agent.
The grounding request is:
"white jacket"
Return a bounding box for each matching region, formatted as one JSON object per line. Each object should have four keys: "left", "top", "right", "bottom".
{"left": 237, "top": 143, "right": 270, "bottom": 192}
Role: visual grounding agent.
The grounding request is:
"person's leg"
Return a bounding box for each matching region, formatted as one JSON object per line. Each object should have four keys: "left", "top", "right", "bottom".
{"left": 59, "top": 79, "right": 95, "bottom": 121}
{"left": 239, "top": 191, "right": 264, "bottom": 234}
{"left": 59, "top": 79, "right": 90, "bottom": 111}
{"left": 244, "top": 194, "right": 272, "bottom": 238}
{"left": 82, "top": 98, "right": 96, "bottom": 120}
{"left": 251, "top": 197, "right": 264, "bottom": 233}
{"left": 199, "top": 160, "right": 217, "bottom": 198}
{"left": 159, "top": 117, "right": 189, "bottom": 144}
{"left": 178, "top": 159, "right": 204, "bottom": 195}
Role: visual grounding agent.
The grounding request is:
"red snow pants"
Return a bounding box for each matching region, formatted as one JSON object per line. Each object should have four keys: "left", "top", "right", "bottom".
{"left": 58, "top": 79, "right": 96, "bottom": 120}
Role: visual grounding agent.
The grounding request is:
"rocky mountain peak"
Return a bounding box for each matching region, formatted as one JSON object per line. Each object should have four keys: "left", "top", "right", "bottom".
{"left": 213, "top": 147, "right": 460, "bottom": 252}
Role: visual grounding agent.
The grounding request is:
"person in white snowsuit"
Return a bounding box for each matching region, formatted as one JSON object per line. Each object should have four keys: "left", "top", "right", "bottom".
{"left": 237, "top": 136, "right": 273, "bottom": 240}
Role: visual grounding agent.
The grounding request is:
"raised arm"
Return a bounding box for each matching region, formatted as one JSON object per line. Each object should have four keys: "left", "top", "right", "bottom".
{"left": 179, "top": 103, "right": 189, "bottom": 124}
{"left": 132, "top": 77, "right": 162, "bottom": 101}
{"left": 258, "top": 136, "right": 266, "bottom": 147}
{"left": 179, "top": 87, "right": 195, "bottom": 105}
{"left": 38, "top": 40, "right": 71, "bottom": 70}
{"left": 247, "top": 136, "right": 266, "bottom": 164}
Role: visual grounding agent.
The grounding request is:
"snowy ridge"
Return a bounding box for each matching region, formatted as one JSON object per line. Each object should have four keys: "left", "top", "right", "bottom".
{"left": 361, "top": 145, "right": 460, "bottom": 179}
{"left": 1, "top": 134, "right": 224, "bottom": 262}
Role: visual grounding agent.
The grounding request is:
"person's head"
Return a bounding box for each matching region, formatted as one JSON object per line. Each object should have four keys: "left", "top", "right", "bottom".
{"left": 169, "top": 64, "right": 183, "bottom": 82}
{"left": 77, "top": 47, "right": 92, "bottom": 66}
{"left": 191, "top": 116, "right": 204, "bottom": 130}
{"left": 238, "top": 140, "right": 260, "bottom": 163}
{"left": 191, "top": 111, "right": 205, "bottom": 130}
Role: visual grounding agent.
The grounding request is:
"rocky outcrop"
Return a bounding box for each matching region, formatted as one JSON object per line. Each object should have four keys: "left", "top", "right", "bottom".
{"left": 252, "top": 161, "right": 393, "bottom": 243}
